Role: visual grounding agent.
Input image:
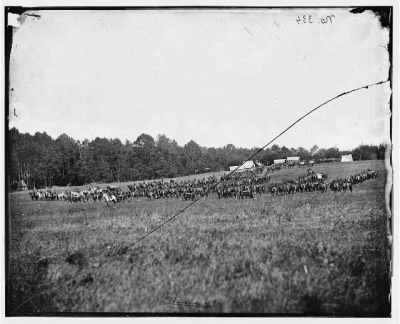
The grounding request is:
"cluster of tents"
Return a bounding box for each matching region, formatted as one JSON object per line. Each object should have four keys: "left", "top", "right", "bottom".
{"left": 229, "top": 154, "right": 354, "bottom": 172}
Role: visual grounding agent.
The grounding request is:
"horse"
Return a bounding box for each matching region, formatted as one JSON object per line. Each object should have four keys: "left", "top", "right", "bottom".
{"left": 103, "top": 192, "right": 117, "bottom": 206}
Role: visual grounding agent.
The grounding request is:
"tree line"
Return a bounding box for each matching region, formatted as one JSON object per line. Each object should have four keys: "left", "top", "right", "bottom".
{"left": 8, "top": 127, "right": 388, "bottom": 190}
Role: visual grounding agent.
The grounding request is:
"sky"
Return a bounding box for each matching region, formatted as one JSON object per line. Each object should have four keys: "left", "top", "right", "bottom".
{"left": 8, "top": 8, "right": 391, "bottom": 151}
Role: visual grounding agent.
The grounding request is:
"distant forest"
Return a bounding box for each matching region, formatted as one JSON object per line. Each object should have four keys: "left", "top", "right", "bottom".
{"left": 8, "top": 127, "right": 388, "bottom": 189}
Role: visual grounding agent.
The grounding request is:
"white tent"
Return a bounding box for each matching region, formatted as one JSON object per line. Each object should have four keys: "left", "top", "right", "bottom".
{"left": 341, "top": 154, "right": 353, "bottom": 162}
{"left": 287, "top": 156, "right": 300, "bottom": 162}
{"left": 229, "top": 161, "right": 256, "bottom": 172}
{"left": 274, "top": 159, "right": 286, "bottom": 165}
{"left": 239, "top": 161, "right": 255, "bottom": 170}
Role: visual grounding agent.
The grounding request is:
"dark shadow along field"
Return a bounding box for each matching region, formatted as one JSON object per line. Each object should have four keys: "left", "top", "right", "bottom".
{"left": 6, "top": 160, "right": 390, "bottom": 315}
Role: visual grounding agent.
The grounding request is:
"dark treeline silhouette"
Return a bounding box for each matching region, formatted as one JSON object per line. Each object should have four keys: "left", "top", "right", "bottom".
{"left": 8, "top": 127, "right": 388, "bottom": 190}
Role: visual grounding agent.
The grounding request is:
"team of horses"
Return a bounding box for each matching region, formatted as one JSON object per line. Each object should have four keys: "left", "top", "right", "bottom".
{"left": 29, "top": 186, "right": 128, "bottom": 205}
{"left": 213, "top": 172, "right": 270, "bottom": 199}
{"left": 28, "top": 168, "right": 377, "bottom": 205}
{"left": 269, "top": 169, "right": 377, "bottom": 196}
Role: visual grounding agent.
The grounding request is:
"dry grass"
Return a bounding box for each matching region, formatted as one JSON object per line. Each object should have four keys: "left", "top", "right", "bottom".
{"left": 6, "top": 160, "right": 390, "bottom": 315}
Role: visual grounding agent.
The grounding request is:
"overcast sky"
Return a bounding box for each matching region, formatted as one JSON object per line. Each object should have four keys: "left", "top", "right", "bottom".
{"left": 9, "top": 8, "right": 391, "bottom": 150}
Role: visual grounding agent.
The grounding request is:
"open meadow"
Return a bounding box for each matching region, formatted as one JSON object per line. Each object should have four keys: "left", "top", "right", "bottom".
{"left": 6, "top": 160, "right": 391, "bottom": 315}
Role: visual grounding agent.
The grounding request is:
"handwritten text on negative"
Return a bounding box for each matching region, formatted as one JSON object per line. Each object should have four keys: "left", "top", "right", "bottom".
{"left": 296, "top": 15, "right": 335, "bottom": 24}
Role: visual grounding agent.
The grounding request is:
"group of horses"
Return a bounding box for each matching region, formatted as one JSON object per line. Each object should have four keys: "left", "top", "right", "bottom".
{"left": 28, "top": 167, "right": 377, "bottom": 205}
{"left": 29, "top": 186, "right": 129, "bottom": 206}
{"left": 213, "top": 172, "right": 270, "bottom": 199}
{"left": 127, "top": 171, "right": 271, "bottom": 201}
{"left": 28, "top": 171, "right": 271, "bottom": 204}
{"left": 268, "top": 169, "right": 377, "bottom": 196}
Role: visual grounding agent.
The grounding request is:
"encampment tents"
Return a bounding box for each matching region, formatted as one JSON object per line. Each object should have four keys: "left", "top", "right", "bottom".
{"left": 274, "top": 159, "right": 286, "bottom": 165}
{"left": 239, "top": 161, "right": 255, "bottom": 170}
{"left": 341, "top": 154, "right": 353, "bottom": 162}
{"left": 229, "top": 161, "right": 256, "bottom": 172}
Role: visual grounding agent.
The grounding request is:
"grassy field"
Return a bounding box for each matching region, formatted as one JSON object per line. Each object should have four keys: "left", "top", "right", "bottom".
{"left": 6, "top": 160, "right": 390, "bottom": 315}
